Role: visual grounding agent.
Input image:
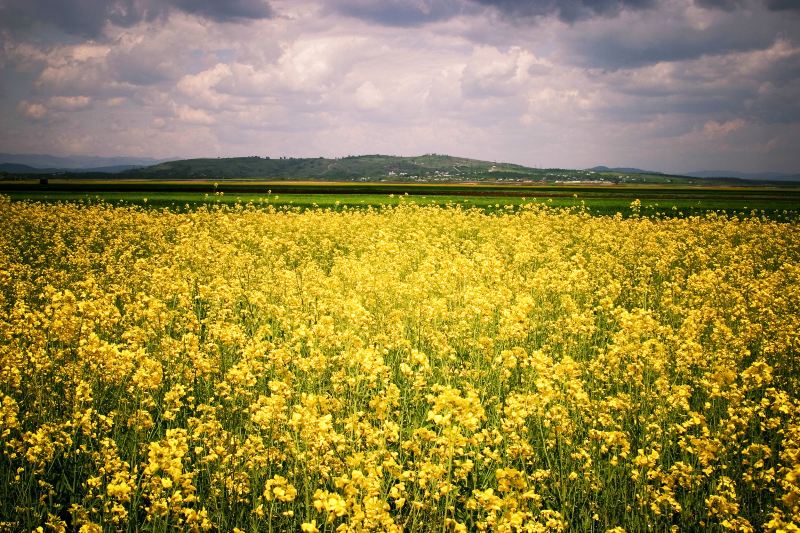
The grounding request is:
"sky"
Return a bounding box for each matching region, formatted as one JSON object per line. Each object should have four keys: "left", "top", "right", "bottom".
{"left": 1, "top": 0, "right": 799, "bottom": 173}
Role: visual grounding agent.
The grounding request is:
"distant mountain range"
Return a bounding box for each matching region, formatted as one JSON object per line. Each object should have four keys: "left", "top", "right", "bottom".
{"left": 1, "top": 153, "right": 798, "bottom": 184}
{"left": 589, "top": 165, "right": 800, "bottom": 182}
{"left": 684, "top": 170, "right": 800, "bottom": 181}
{"left": 0, "top": 162, "right": 150, "bottom": 174}
{"left": 588, "top": 166, "right": 664, "bottom": 175}
{"left": 0, "top": 153, "right": 168, "bottom": 171}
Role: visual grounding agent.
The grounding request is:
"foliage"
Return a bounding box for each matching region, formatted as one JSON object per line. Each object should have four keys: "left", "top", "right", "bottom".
{"left": 1, "top": 197, "right": 799, "bottom": 531}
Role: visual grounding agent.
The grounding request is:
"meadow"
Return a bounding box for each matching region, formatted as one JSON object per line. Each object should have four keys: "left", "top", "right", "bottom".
{"left": 1, "top": 196, "right": 799, "bottom": 531}
{"left": 2, "top": 179, "right": 800, "bottom": 218}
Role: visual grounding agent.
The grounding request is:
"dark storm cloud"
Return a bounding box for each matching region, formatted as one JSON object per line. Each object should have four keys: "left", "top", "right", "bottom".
{"left": 470, "top": 0, "right": 658, "bottom": 23}
{"left": 328, "top": 0, "right": 662, "bottom": 27}
{"left": 693, "top": 0, "right": 745, "bottom": 11}
{"left": 0, "top": 0, "right": 141, "bottom": 39}
{"left": 571, "top": 30, "right": 773, "bottom": 70}
{"left": 764, "top": 0, "right": 800, "bottom": 11}
{"left": 330, "top": 0, "right": 661, "bottom": 26}
{"left": 750, "top": 82, "right": 800, "bottom": 123}
{"left": 599, "top": 93, "right": 753, "bottom": 123}
{"left": 0, "top": 0, "right": 273, "bottom": 38}
{"left": 328, "top": 0, "right": 469, "bottom": 27}
{"left": 567, "top": 6, "right": 800, "bottom": 70}
{"left": 328, "top": 0, "right": 800, "bottom": 29}
{"left": 169, "top": 0, "right": 274, "bottom": 22}
{"left": 695, "top": 0, "right": 800, "bottom": 11}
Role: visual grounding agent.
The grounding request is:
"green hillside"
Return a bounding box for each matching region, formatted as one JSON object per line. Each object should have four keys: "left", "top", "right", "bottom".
{"left": 3, "top": 153, "right": 790, "bottom": 185}
{"left": 121, "top": 154, "right": 703, "bottom": 184}
{"left": 123, "top": 154, "right": 549, "bottom": 182}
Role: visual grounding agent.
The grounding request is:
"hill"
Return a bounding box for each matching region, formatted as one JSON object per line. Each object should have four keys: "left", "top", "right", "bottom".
{"left": 124, "top": 154, "right": 546, "bottom": 182}
{"left": 107, "top": 154, "right": 701, "bottom": 184}
{"left": 0, "top": 163, "right": 62, "bottom": 174}
{"left": 2, "top": 153, "right": 797, "bottom": 185}
{"left": 588, "top": 165, "right": 663, "bottom": 174}
{"left": 0, "top": 162, "right": 144, "bottom": 174}
{"left": 0, "top": 153, "right": 165, "bottom": 169}
{"left": 685, "top": 170, "right": 800, "bottom": 181}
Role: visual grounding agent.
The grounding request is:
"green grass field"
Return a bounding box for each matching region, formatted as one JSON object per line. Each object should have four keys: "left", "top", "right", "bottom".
{"left": 2, "top": 179, "right": 800, "bottom": 218}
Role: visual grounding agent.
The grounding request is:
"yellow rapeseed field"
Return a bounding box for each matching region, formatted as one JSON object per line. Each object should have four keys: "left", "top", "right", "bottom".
{"left": 1, "top": 196, "right": 799, "bottom": 532}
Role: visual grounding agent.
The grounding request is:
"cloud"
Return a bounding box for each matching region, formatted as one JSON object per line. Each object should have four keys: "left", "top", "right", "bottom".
{"left": 750, "top": 79, "right": 800, "bottom": 123}
{"left": 354, "top": 81, "right": 384, "bottom": 109}
{"left": 471, "top": 0, "right": 658, "bottom": 23}
{"left": 15, "top": 95, "right": 92, "bottom": 123}
{"left": 0, "top": 0, "right": 798, "bottom": 174}
{"left": 703, "top": 118, "right": 745, "bottom": 137}
{"left": 105, "top": 31, "right": 190, "bottom": 86}
{"left": 174, "top": 104, "right": 216, "bottom": 125}
{"left": 693, "top": 0, "right": 745, "bottom": 11}
{"left": 327, "top": 0, "right": 469, "bottom": 26}
{"left": 563, "top": 5, "right": 795, "bottom": 70}
{"left": 35, "top": 57, "right": 116, "bottom": 97}
{"left": 460, "top": 45, "right": 543, "bottom": 98}
{"left": 0, "top": 0, "right": 274, "bottom": 38}
{"left": 170, "top": 0, "right": 274, "bottom": 21}
{"left": 765, "top": 0, "right": 800, "bottom": 11}
{"left": 275, "top": 37, "right": 359, "bottom": 90}
{"left": 48, "top": 95, "right": 92, "bottom": 110}
{"left": 329, "top": 0, "right": 664, "bottom": 26}
{"left": 5, "top": 12, "right": 252, "bottom": 101}
{"left": 177, "top": 63, "right": 234, "bottom": 108}
{"left": 17, "top": 100, "right": 47, "bottom": 120}
{"left": 588, "top": 37, "right": 800, "bottom": 125}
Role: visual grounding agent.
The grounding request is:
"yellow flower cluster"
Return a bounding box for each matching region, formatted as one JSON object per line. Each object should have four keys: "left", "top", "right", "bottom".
{"left": 1, "top": 196, "right": 799, "bottom": 531}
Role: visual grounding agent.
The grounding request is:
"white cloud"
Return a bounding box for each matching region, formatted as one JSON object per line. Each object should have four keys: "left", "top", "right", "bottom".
{"left": 461, "top": 45, "right": 542, "bottom": 98}
{"left": 69, "top": 43, "right": 110, "bottom": 62}
{"left": 48, "top": 95, "right": 92, "bottom": 111}
{"left": 354, "top": 81, "right": 383, "bottom": 109}
{"left": 174, "top": 104, "right": 216, "bottom": 125}
{"left": 274, "top": 36, "right": 372, "bottom": 91}
{"left": 177, "top": 63, "right": 234, "bottom": 108}
{"left": 17, "top": 100, "right": 47, "bottom": 120}
{"left": 703, "top": 118, "right": 746, "bottom": 138}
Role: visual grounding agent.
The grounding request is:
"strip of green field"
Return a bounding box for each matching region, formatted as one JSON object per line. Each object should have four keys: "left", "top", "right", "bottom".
{"left": 3, "top": 192, "right": 800, "bottom": 220}
{"left": 2, "top": 180, "right": 800, "bottom": 218}
{"left": 4, "top": 178, "right": 800, "bottom": 198}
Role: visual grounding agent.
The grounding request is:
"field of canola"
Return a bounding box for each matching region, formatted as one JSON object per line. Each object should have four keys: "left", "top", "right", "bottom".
{"left": 1, "top": 196, "right": 799, "bottom": 532}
